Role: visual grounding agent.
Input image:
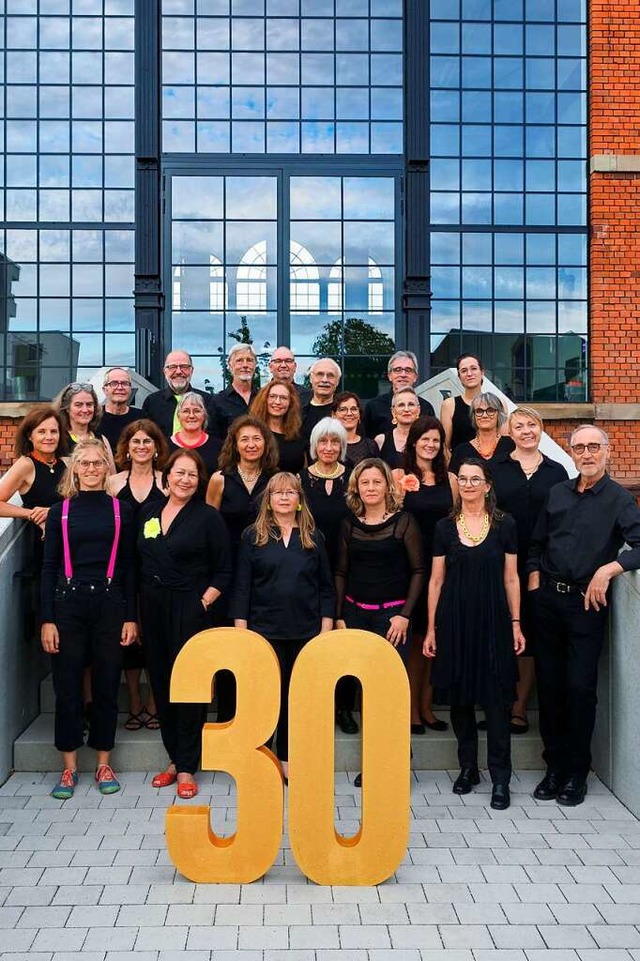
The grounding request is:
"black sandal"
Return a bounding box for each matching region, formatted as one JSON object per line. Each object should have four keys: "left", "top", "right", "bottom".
{"left": 124, "top": 711, "right": 146, "bottom": 731}
{"left": 510, "top": 713, "right": 529, "bottom": 734}
{"left": 144, "top": 712, "right": 161, "bottom": 730}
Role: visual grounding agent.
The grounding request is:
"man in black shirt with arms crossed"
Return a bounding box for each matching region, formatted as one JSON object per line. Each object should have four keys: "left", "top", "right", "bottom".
{"left": 527, "top": 425, "right": 640, "bottom": 806}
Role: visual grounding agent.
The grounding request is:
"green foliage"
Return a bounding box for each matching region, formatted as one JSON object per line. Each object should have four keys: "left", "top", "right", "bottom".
{"left": 312, "top": 317, "right": 395, "bottom": 399}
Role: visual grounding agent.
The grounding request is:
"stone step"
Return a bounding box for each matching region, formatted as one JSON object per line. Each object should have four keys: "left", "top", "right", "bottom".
{"left": 14, "top": 709, "right": 543, "bottom": 773}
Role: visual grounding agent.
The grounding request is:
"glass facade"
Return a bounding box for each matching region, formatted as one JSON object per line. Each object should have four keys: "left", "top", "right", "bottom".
{"left": 0, "top": 0, "right": 135, "bottom": 400}
{"left": 428, "top": 0, "right": 588, "bottom": 401}
{"left": 0, "top": 1, "right": 588, "bottom": 402}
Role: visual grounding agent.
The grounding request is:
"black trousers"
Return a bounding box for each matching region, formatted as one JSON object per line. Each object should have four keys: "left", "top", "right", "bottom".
{"left": 51, "top": 583, "right": 125, "bottom": 753}
{"left": 140, "top": 584, "right": 209, "bottom": 775}
{"left": 268, "top": 637, "right": 308, "bottom": 762}
{"left": 450, "top": 700, "right": 512, "bottom": 786}
{"left": 532, "top": 584, "right": 608, "bottom": 780}
{"left": 338, "top": 601, "right": 411, "bottom": 714}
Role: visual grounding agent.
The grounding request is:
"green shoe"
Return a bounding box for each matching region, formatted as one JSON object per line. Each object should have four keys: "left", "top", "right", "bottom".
{"left": 95, "top": 764, "right": 121, "bottom": 795}
{"left": 51, "top": 769, "right": 78, "bottom": 800}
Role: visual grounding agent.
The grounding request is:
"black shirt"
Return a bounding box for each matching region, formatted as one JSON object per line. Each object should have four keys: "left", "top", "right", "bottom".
{"left": 142, "top": 387, "right": 222, "bottom": 440}
{"left": 215, "top": 384, "right": 259, "bottom": 434}
{"left": 41, "top": 491, "right": 137, "bottom": 622}
{"left": 334, "top": 511, "right": 426, "bottom": 620}
{"left": 301, "top": 401, "right": 334, "bottom": 439}
{"left": 274, "top": 432, "right": 306, "bottom": 473}
{"left": 99, "top": 406, "right": 144, "bottom": 452}
{"left": 229, "top": 528, "right": 335, "bottom": 641}
{"left": 527, "top": 473, "right": 640, "bottom": 583}
{"left": 492, "top": 454, "right": 568, "bottom": 575}
{"left": 363, "top": 392, "right": 434, "bottom": 438}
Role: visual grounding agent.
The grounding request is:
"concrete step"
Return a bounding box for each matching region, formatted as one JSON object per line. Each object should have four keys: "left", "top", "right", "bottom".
{"left": 14, "top": 708, "right": 543, "bottom": 773}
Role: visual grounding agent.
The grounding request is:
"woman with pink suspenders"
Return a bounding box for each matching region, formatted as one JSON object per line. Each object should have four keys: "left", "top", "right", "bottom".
{"left": 40, "top": 439, "right": 138, "bottom": 800}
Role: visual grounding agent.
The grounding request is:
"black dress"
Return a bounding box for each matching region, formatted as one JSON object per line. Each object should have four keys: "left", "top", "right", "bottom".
{"left": 449, "top": 435, "right": 515, "bottom": 475}
{"left": 21, "top": 456, "right": 66, "bottom": 630}
{"left": 117, "top": 472, "right": 167, "bottom": 671}
{"left": 274, "top": 432, "right": 306, "bottom": 474}
{"left": 300, "top": 466, "right": 351, "bottom": 568}
{"left": 430, "top": 515, "right": 518, "bottom": 706}
{"left": 219, "top": 469, "right": 270, "bottom": 559}
{"left": 377, "top": 430, "right": 405, "bottom": 469}
{"left": 403, "top": 479, "right": 453, "bottom": 633}
{"left": 491, "top": 453, "right": 568, "bottom": 647}
{"left": 450, "top": 395, "right": 476, "bottom": 450}
{"left": 346, "top": 436, "right": 379, "bottom": 467}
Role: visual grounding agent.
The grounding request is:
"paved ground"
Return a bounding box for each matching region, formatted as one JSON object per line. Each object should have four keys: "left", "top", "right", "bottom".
{"left": 0, "top": 769, "right": 639, "bottom": 961}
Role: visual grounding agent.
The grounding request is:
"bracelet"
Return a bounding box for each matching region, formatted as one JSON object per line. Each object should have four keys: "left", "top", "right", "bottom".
{"left": 511, "top": 618, "right": 520, "bottom": 622}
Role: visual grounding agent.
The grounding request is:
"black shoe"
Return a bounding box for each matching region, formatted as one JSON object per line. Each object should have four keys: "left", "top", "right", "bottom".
{"left": 533, "top": 771, "right": 563, "bottom": 801}
{"left": 557, "top": 776, "right": 587, "bottom": 807}
{"left": 354, "top": 772, "right": 362, "bottom": 788}
{"left": 452, "top": 768, "right": 480, "bottom": 794}
{"left": 491, "top": 783, "right": 510, "bottom": 810}
{"left": 421, "top": 716, "right": 449, "bottom": 732}
{"left": 336, "top": 709, "right": 359, "bottom": 734}
{"left": 411, "top": 722, "right": 425, "bottom": 735}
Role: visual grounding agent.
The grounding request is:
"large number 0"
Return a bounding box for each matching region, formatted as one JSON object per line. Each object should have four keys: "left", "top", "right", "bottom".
{"left": 165, "top": 627, "right": 410, "bottom": 885}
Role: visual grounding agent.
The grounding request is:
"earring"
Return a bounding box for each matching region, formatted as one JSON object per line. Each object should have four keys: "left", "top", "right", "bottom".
{"left": 296, "top": 504, "right": 302, "bottom": 512}
{"left": 153, "top": 452, "right": 158, "bottom": 460}
{"left": 126, "top": 452, "right": 131, "bottom": 460}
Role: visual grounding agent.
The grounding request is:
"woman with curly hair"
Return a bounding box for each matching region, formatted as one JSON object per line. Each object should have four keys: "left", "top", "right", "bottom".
{"left": 110, "top": 418, "right": 169, "bottom": 732}
{"left": 394, "top": 416, "right": 453, "bottom": 735}
{"left": 424, "top": 458, "right": 524, "bottom": 810}
{"left": 230, "top": 472, "right": 334, "bottom": 780}
{"left": 250, "top": 380, "right": 306, "bottom": 474}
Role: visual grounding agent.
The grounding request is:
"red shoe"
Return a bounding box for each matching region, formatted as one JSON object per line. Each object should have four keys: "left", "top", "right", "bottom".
{"left": 152, "top": 769, "right": 177, "bottom": 789}
{"left": 176, "top": 777, "right": 198, "bottom": 799}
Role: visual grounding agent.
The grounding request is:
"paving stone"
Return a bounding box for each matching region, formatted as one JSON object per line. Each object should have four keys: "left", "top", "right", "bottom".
{"left": 538, "top": 925, "right": 599, "bottom": 948}
{"left": 490, "top": 925, "right": 547, "bottom": 948}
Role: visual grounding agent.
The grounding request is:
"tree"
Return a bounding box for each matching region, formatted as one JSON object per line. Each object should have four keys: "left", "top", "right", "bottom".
{"left": 312, "top": 317, "right": 395, "bottom": 399}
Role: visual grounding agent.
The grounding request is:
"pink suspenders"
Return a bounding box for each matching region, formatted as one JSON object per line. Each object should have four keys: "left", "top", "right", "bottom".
{"left": 61, "top": 497, "right": 121, "bottom": 584}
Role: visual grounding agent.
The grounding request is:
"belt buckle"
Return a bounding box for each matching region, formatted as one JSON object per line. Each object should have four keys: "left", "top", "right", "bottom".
{"left": 556, "top": 581, "right": 570, "bottom": 593}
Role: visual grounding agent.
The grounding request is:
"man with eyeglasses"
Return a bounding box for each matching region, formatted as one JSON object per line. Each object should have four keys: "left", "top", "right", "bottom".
{"left": 99, "top": 368, "right": 144, "bottom": 452}
{"left": 527, "top": 425, "right": 640, "bottom": 807}
{"left": 268, "top": 347, "right": 311, "bottom": 405}
{"left": 142, "top": 350, "right": 221, "bottom": 440}
{"left": 363, "top": 350, "right": 434, "bottom": 438}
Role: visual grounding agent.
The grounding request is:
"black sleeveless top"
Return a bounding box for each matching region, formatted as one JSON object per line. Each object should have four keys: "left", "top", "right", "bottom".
{"left": 450, "top": 395, "right": 476, "bottom": 450}
{"left": 117, "top": 471, "right": 166, "bottom": 522}
{"left": 219, "top": 469, "right": 270, "bottom": 559}
{"left": 21, "top": 456, "right": 65, "bottom": 509}
{"left": 378, "top": 430, "right": 405, "bottom": 469}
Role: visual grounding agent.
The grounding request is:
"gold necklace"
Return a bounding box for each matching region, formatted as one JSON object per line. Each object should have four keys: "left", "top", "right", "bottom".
{"left": 312, "top": 462, "right": 341, "bottom": 479}
{"left": 238, "top": 466, "right": 259, "bottom": 485}
{"left": 458, "top": 511, "right": 489, "bottom": 543}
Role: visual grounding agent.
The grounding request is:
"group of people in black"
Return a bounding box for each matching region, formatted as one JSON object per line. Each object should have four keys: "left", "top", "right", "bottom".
{"left": 3, "top": 347, "right": 639, "bottom": 812}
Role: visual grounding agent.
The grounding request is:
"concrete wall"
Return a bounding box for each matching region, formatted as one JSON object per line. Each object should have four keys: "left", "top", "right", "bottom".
{"left": 0, "top": 513, "right": 48, "bottom": 783}
{"left": 593, "top": 568, "right": 640, "bottom": 816}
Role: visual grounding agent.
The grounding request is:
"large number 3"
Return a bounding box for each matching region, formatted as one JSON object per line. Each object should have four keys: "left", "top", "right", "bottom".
{"left": 166, "top": 627, "right": 410, "bottom": 886}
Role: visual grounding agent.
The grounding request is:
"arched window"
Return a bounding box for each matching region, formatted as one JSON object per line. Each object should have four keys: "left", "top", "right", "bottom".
{"left": 290, "top": 240, "right": 320, "bottom": 313}
{"left": 236, "top": 241, "right": 267, "bottom": 311}
{"left": 327, "top": 257, "right": 384, "bottom": 315}
{"left": 209, "top": 254, "right": 227, "bottom": 312}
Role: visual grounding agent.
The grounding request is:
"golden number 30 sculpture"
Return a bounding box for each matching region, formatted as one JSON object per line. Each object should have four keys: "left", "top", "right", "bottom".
{"left": 165, "top": 627, "right": 410, "bottom": 886}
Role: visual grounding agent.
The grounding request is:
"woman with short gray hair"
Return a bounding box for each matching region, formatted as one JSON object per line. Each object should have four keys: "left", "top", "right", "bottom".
{"left": 448, "top": 391, "right": 514, "bottom": 483}
{"left": 169, "top": 391, "right": 222, "bottom": 478}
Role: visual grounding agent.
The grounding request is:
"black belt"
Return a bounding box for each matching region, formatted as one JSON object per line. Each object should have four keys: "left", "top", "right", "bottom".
{"left": 542, "top": 577, "right": 588, "bottom": 595}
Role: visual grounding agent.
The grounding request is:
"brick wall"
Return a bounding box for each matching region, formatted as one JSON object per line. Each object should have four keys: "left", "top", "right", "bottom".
{"left": 545, "top": 420, "right": 638, "bottom": 484}
{"left": 0, "top": 419, "right": 18, "bottom": 471}
{"left": 589, "top": 0, "right": 640, "bottom": 437}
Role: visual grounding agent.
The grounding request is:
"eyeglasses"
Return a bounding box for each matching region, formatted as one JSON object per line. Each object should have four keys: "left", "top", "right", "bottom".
{"left": 474, "top": 407, "right": 498, "bottom": 417}
{"left": 164, "top": 364, "right": 192, "bottom": 373}
{"left": 269, "top": 395, "right": 290, "bottom": 404}
{"left": 336, "top": 406, "right": 359, "bottom": 415}
{"left": 390, "top": 366, "right": 416, "bottom": 375}
{"left": 457, "top": 475, "right": 485, "bottom": 487}
{"left": 571, "top": 442, "right": 606, "bottom": 455}
{"left": 76, "top": 459, "right": 106, "bottom": 470}
{"left": 130, "top": 438, "right": 154, "bottom": 447}
{"left": 104, "top": 380, "right": 131, "bottom": 389}
{"left": 271, "top": 359, "right": 295, "bottom": 366}
{"left": 271, "top": 490, "right": 298, "bottom": 497}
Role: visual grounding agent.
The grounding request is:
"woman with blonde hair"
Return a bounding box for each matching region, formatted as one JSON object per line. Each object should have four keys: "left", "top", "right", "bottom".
{"left": 250, "top": 380, "right": 306, "bottom": 473}
{"left": 334, "top": 458, "right": 426, "bottom": 785}
{"left": 230, "top": 472, "right": 335, "bottom": 780}
{"left": 41, "top": 439, "right": 138, "bottom": 800}
{"left": 491, "top": 406, "right": 568, "bottom": 734}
